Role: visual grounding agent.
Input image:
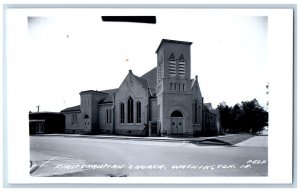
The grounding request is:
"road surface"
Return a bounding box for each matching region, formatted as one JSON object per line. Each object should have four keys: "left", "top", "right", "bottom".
{"left": 30, "top": 135, "right": 268, "bottom": 177}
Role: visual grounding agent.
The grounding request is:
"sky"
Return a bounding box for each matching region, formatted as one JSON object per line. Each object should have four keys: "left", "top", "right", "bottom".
{"left": 22, "top": 9, "right": 268, "bottom": 112}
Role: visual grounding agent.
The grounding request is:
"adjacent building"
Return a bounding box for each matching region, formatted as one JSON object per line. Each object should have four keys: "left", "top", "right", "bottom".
{"left": 29, "top": 112, "right": 65, "bottom": 135}
{"left": 61, "top": 39, "right": 221, "bottom": 136}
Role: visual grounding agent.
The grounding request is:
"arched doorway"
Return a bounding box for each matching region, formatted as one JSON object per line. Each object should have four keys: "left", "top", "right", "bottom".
{"left": 170, "top": 110, "right": 184, "bottom": 134}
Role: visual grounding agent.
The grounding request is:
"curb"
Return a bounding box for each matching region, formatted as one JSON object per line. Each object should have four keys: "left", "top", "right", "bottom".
{"left": 32, "top": 134, "right": 211, "bottom": 144}
{"left": 32, "top": 134, "right": 234, "bottom": 146}
{"left": 32, "top": 134, "right": 196, "bottom": 142}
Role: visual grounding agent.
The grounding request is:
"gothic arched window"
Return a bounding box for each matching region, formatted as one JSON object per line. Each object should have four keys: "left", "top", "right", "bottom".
{"left": 194, "top": 101, "right": 198, "bottom": 124}
{"left": 169, "top": 53, "right": 176, "bottom": 76}
{"left": 136, "top": 101, "right": 141, "bottom": 123}
{"left": 120, "top": 103, "right": 124, "bottom": 123}
{"left": 127, "top": 97, "right": 134, "bottom": 123}
{"left": 178, "top": 54, "right": 185, "bottom": 77}
{"left": 158, "top": 56, "right": 164, "bottom": 81}
{"left": 106, "top": 109, "right": 112, "bottom": 124}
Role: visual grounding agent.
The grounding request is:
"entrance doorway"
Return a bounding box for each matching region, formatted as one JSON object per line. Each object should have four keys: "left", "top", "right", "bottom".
{"left": 170, "top": 110, "right": 183, "bottom": 134}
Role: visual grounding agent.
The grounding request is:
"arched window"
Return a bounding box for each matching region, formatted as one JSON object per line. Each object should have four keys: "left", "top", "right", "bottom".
{"left": 194, "top": 101, "right": 198, "bottom": 124}
{"left": 136, "top": 101, "right": 141, "bottom": 123}
{"left": 106, "top": 109, "right": 111, "bottom": 124}
{"left": 127, "top": 97, "right": 134, "bottom": 123}
{"left": 178, "top": 54, "right": 185, "bottom": 77}
{"left": 171, "top": 110, "right": 183, "bottom": 117}
{"left": 169, "top": 53, "right": 176, "bottom": 76}
{"left": 158, "top": 56, "right": 164, "bottom": 82}
{"left": 158, "top": 63, "right": 162, "bottom": 81}
{"left": 120, "top": 103, "right": 124, "bottom": 123}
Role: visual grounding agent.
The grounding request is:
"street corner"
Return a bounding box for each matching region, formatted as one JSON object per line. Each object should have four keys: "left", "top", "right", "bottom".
{"left": 30, "top": 151, "right": 87, "bottom": 177}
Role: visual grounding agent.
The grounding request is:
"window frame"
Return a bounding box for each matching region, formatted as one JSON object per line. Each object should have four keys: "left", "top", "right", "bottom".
{"left": 127, "top": 96, "right": 134, "bottom": 124}
{"left": 136, "top": 101, "right": 141, "bottom": 124}
{"left": 178, "top": 54, "right": 186, "bottom": 77}
{"left": 120, "top": 103, "right": 125, "bottom": 124}
{"left": 169, "top": 53, "right": 176, "bottom": 76}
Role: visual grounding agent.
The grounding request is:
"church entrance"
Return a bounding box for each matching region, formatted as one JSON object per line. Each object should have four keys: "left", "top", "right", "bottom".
{"left": 170, "top": 110, "right": 184, "bottom": 134}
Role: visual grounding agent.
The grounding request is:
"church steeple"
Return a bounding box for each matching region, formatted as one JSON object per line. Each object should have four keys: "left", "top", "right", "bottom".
{"left": 156, "top": 39, "right": 192, "bottom": 83}
{"left": 155, "top": 39, "right": 195, "bottom": 136}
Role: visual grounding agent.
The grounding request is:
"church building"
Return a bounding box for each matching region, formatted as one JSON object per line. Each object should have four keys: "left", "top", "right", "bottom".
{"left": 61, "top": 39, "right": 221, "bottom": 136}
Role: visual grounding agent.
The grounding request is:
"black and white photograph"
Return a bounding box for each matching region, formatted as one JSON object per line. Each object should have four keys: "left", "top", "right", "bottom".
{"left": 27, "top": 10, "right": 269, "bottom": 177}
{"left": 4, "top": 5, "right": 294, "bottom": 186}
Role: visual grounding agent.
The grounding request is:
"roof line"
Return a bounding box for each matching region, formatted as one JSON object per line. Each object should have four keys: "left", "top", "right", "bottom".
{"left": 155, "top": 39, "right": 193, "bottom": 53}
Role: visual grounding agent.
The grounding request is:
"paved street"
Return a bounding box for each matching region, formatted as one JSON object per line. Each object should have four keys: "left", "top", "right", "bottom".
{"left": 30, "top": 135, "right": 268, "bottom": 177}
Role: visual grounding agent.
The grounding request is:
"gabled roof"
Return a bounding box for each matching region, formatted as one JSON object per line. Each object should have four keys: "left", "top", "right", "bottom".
{"left": 100, "top": 88, "right": 118, "bottom": 95}
{"left": 140, "top": 67, "right": 157, "bottom": 96}
{"left": 141, "top": 67, "right": 157, "bottom": 87}
{"left": 61, "top": 105, "right": 81, "bottom": 113}
{"left": 133, "top": 74, "right": 150, "bottom": 90}
{"left": 99, "top": 88, "right": 118, "bottom": 104}
{"left": 191, "top": 78, "right": 196, "bottom": 88}
{"left": 80, "top": 90, "right": 108, "bottom": 95}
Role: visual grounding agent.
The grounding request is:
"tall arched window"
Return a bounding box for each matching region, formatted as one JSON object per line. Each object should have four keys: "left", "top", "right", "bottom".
{"left": 193, "top": 101, "right": 198, "bottom": 124}
{"left": 178, "top": 54, "right": 185, "bottom": 77}
{"left": 127, "top": 97, "right": 134, "bottom": 123}
{"left": 169, "top": 53, "right": 176, "bottom": 76}
{"left": 120, "top": 103, "right": 124, "bottom": 123}
{"left": 158, "top": 56, "right": 164, "bottom": 82}
{"left": 158, "top": 63, "right": 162, "bottom": 81}
{"left": 136, "top": 101, "right": 141, "bottom": 123}
{"left": 106, "top": 109, "right": 111, "bottom": 124}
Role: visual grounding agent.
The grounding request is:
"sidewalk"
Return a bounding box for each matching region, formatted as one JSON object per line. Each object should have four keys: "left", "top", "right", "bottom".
{"left": 31, "top": 133, "right": 255, "bottom": 146}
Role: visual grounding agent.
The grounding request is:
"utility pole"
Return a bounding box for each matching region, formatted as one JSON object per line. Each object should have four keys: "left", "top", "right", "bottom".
{"left": 37, "top": 105, "right": 40, "bottom": 112}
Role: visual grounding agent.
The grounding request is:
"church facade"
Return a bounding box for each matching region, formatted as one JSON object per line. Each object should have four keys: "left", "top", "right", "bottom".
{"left": 61, "top": 39, "right": 221, "bottom": 136}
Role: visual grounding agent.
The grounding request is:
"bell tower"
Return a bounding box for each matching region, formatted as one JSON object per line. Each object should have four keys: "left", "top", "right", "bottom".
{"left": 156, "top": 39, "right": 192, "bottom": 92}
{"left": 155, "top": 39, "right": 193, "bottom": 135}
